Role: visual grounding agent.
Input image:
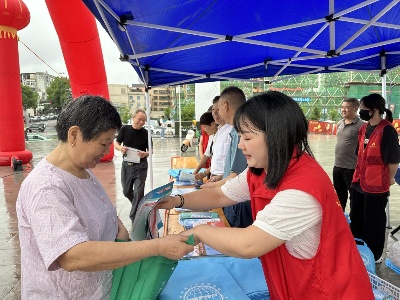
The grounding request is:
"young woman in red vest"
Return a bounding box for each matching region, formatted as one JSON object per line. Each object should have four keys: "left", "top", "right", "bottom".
{"left": 350, "top": 93, "right": 400, "bottom": 263}
{"left": 158, "top": 91, "right": 374, "bottom": 299}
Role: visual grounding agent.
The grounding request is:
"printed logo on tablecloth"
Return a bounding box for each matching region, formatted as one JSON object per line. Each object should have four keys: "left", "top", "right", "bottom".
{"left": 360, "top": 252, "right": 373, "bottom": 266}
{"left": 180, "top": 283, "right": 225, "bottom": 300}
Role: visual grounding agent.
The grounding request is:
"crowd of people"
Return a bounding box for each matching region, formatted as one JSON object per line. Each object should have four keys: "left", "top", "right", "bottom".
{"left": 16, "top": 88, "right": 400, "bottom": 298}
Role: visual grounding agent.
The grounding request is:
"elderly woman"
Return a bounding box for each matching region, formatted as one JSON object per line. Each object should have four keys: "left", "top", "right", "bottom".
{"left": 158, "top": 91, "right": 374, "bottom": 299}
{"left": 16, "top": 95, "right": 192, "bottom": 299}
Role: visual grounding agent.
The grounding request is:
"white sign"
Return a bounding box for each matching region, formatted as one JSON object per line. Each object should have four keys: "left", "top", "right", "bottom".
{"left": 194, "top": 82, "right": 221, "bottom": 120}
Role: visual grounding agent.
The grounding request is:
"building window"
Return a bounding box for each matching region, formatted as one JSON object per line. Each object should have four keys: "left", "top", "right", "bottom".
{"left": 137, "top": 96, "right": 141, "bottom": 100}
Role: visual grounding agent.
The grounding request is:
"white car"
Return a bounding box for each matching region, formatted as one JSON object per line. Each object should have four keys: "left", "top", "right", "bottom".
{"left": 143, "top": 124, "right": 162, "bottom": 135}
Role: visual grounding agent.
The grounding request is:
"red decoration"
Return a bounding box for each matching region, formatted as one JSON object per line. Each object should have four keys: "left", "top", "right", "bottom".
{"left": 0, "top": 0, "right": 32, "bottom": 166}
{"left": 46, "top": 0, "right": 114, "bottom": 161}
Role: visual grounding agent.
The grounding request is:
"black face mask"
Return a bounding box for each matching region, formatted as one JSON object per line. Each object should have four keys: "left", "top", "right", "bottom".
{"left": 359, "top": 109, "right": 372, "bottom": 121}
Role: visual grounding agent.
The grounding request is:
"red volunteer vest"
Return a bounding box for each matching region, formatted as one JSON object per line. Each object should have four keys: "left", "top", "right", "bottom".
{"left": 201, "top": 125, "right": 211, "bottom": 168}
{"left": 352, "top": 120, "right": 391, "bottom": 193}
{"left": 248, "top": 153, "right": 373, "bottom": 300}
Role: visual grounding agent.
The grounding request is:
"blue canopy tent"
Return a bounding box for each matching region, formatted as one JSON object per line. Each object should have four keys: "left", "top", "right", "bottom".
{"left": 81, "top": 0, "right": 400, "bottom": 188}
{"left": 83, "top": 0, "right": 400, "bottom": 87}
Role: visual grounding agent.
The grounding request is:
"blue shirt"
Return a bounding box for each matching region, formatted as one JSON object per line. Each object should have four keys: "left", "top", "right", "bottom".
{"left": 223, "top": 128, "right": 247, "bottom": 178}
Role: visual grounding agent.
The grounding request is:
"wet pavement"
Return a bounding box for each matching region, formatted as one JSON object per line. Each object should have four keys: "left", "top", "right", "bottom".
{"left": 0, "top": 134, "right": 399, "bottom": 299}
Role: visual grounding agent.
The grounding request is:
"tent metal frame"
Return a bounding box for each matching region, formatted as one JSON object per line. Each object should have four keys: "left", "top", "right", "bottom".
{"left": 90, "top": 0, "right": 398, "bottom": 88}
{"left": 86, "top": 0, "right": 398, "bottom": 197}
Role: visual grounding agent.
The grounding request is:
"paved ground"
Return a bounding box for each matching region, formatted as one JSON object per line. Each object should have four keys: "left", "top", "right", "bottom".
{"left": 0, "top": 134, "right": 399, "bottom": 299}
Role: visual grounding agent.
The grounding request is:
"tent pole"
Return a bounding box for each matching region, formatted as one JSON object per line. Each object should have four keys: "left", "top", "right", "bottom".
{"left": 382, "top": 74, "right": 387, "bottom": 100}
{"left": 177, "top": 85, "right": 182, "bottom": 138}
{"left": 380, "top": 52, "right": 390, "bottom": 228}
{"left": 145, "top": 91, "right": 153, "bottom": 190}
{"left": 381, "top": 51, "right": 387, "bottom": 105}
{"left": 144, "top": 70, "right": 153, "bottom": 190}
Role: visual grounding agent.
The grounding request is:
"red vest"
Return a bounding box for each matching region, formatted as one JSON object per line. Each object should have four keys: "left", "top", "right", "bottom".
{"left": 201, "top": 126, "right": 211, "bottom": 168}
{"left": 248, "top": 153, "right": 373, "bottom": 300}
{"left": 352, "top": 120, "right": 391, "bottom": 193}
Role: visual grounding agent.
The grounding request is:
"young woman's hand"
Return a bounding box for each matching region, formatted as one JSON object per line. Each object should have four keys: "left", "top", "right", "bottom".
{"left": 155, "top": 196, "right": 180, "bottom": 210}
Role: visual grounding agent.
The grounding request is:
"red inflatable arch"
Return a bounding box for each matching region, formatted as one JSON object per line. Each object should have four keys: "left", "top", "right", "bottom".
{"left": 45, "top": 0, "right": 114, "bottom": 162}
{"left": 0, "top": 0, "right": 32, "bottom": 166}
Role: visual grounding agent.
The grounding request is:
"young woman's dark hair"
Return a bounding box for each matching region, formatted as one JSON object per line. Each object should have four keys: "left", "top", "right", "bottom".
{"left": 234, "top": 91, "right": 313, "bottom": 189}
{"left": 361, "top": 93, "right": 393, "bottom": 122}
{"left": 56, "top": 95, "right": 122, "bottom": 142}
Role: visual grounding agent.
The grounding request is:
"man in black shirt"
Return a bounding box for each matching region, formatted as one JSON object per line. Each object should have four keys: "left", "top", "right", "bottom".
{"left": 115, "top": 109, "right": 152, "bottom": 222}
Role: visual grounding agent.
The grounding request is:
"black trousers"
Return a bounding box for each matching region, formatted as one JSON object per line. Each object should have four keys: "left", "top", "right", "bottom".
{"left": 349, "top": 188, "right": 388, "bottom": 261}
{"left": 121, "top": 160, "right": 148, "bottom": 222}
{"left": 223, "top": 201, "right": 253, "bottom": 228}
{"left": 332, "top": 166, "right": 355, "bottom": 211}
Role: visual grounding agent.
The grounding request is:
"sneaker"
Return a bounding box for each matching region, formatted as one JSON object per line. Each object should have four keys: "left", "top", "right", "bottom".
{"left": 375, "top": 256, "right": 383, "bottom": 264}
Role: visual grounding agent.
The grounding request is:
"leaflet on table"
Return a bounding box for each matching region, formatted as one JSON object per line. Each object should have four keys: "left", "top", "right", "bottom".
{"left": 179, "top": 212, "right": 219, "bottom": 220}
{"left": 182, "top": 220, "right": 226, "bottom": 258}
{"left": 179, "top": 218, "right": 222, "bottom": 229}
{"left": 168, "top": 168, "right": 206, "bottom": 179}
{"left": 130, "top": 182, "right": 174, "bottom": 241}
{"left": 123, "top": 147, "right": 141, "bottom": 163}
{"left": 178, "top": 170, "right": 195, "bottom": 181}
{"left": 173, "top": 180, "right": 196, "bottom": 186}
{"left": 171, "top": 187, "right": 197, "bottom": 195}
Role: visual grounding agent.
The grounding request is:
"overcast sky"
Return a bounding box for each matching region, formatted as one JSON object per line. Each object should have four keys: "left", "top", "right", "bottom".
{"left": 18, "top": 0, "right": 141, "bottom": 85}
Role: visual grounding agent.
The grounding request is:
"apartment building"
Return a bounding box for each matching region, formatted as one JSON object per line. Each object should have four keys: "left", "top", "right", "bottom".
{"left": 20, "top": 72, "right": 55, "bottom": 106}
{"left": 109, "top": 83, "right": 174, "bottom": 118}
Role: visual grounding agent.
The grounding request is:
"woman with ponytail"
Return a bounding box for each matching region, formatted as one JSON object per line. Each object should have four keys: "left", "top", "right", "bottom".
{"left": 350, "top": 93, "right": 400, "bottom": 263}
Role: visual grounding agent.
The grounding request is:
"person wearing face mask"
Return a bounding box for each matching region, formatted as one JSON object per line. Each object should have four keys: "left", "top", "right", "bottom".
{"left": 350, "top": 93, "right": 400, "bottom": 264}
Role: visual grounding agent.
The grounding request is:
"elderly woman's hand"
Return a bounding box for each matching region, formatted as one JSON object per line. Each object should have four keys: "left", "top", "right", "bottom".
{"left": 157, "top": 234, "right": 194, "bottom": 260}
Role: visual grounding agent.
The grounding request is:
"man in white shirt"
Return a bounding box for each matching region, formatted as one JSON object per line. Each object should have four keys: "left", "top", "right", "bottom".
{"left": 194, "top": 96, "right": 232, "bottom": 181}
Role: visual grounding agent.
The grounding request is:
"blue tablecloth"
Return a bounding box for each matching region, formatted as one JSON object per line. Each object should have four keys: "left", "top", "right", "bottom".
{"left": 160, "top": 256, "right": 269, "bottom": 300}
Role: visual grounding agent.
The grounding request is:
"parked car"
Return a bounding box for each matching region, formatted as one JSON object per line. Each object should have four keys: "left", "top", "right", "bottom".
{"left": 143, "top": 124, "right": 153, "bottom": 133}
{"left": 26, "top": 134, "right": 49, "bottom": 141}
{"left": 30, "top": 116, "right": 40, "bottom": 122}
{"left": 27, "top": 123, "right": 46, "bottom": 132}
{"left": 153, "top": 126, "right": 162, "bottom": 135}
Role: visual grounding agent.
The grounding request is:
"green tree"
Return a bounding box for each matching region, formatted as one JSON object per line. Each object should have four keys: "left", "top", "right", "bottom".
{"left": 181, "top": 101, "right": 195, "bottom": 121}
{"left": 299, "top": 105, "right": 310, "bottom": 120}
{"left": 117, "top": 105, "right": 132, "bottom": 124}
{"left": 309, "top": 106, "right": 321, "bottom": 120}
{"left": 46, "top": 77, "right": 72, "bottom": 111}
{"left": 164, "top": 107, "right": 172, "bottom": 119}
{"left": 328, "top": 108, "right": 340, "bottom": 121}
{"left": 21, "top": 85, "right": 38, "bottom": 110}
